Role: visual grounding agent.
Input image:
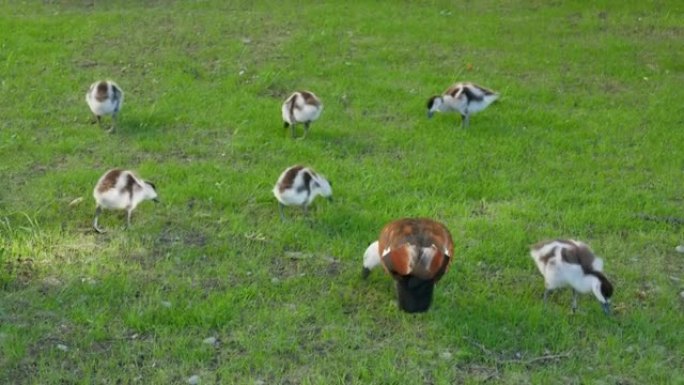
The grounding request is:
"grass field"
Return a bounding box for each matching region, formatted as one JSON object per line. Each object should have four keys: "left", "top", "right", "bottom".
{"left": 1, "top": 1, "right": 683, "bottom": 384}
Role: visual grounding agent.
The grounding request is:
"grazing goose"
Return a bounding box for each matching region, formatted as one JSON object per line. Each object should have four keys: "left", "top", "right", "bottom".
{"left": 362, "top": 218, "right": 454, "bottom": 313}
{"left": 85, "top": 80, "right": 124, "bottom": 132}
{"left": 272, "top": 165, "right": 332, "bottom": 220}
{"left": 93, "top": 169, "right": 159, "bottom": 233}
{"left": 530, "top": 239, "right": 614, "bottom": 315}
{"left": 426, "top": 82, "right": 498, "bottom": 128}
{"left": 281, "top": 91, "right": 323, "bottom": 138}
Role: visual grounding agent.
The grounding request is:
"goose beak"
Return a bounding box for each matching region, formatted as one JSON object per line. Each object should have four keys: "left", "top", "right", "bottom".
{"left": 153, "top": 198, "right": 161, "bottom": 204}
{"left": 427, "top": 111, "right": 434, "bottom": 119}
{"left": 601, "top": 302, "right": 611, "bottom": 316}
{"left": 327, "top": 196, "right": 333, "bottom": 203}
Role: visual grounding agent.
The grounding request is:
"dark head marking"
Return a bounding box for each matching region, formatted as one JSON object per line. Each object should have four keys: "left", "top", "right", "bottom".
{"left": 145, "top": 181, "right": 157, "bottom": 191}
{"left": 587, "top": 270, "right": 613, "bottom": 299}
{"left": 426, "top": 96, "right": 437, "bottom": 110}
{"left": 598, "top": 273, "right": 613, "bottom": 299}
{"left": 395, "top": 275, "right": 435, "bottom": 313}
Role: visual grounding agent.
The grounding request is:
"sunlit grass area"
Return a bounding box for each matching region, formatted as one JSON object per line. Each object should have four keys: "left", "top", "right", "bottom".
{"left": 1, "top": 1, "right": 683, "bottom": 383}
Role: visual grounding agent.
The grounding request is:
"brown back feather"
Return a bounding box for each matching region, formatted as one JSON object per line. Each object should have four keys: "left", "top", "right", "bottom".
{"left": 299, "top": 91, "right": 320, "bottom": 107}
{"left": 95, "top": 81, "right": 109, "bottom": 102}
{"left": 97, "top": 169, "right": 122, "bottom": 193}
{"left": 379, "top": 218, "right": 454, "bottom": 280}
{"left": 278, "top": 165, "right": 304, "bottom": 193}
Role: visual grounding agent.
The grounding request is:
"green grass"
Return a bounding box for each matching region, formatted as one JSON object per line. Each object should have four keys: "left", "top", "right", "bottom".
{"left": 1, "top": 1, "right": 683, "bottom": 383}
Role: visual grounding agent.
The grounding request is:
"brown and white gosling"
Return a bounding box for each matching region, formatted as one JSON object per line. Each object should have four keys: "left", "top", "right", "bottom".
{"left": 93, "top": 169, "right": 159, "bottom": 233}
{"left": 426, "top": 82, "right": 498, "bottom": 128}
{"left": 272, "top": 165, "right": 332, "bottom": 220}
{"left": 530, "top": 239, "right": 614, "bottom": 315}
{"left": 362, "top": 218, "right": 454, "bottom": 313}
{"left": 86, "top": 80, "right": 124, "bottom": 132}
{"left": 281, "top": 91, "right": 323, "bottom": 138}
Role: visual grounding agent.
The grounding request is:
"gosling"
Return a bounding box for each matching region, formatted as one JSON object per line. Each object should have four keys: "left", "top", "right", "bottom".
{"left": 530, "top": 239, "right": 614, "bottom": 315}
{"left": 272, "top": 165, "right": 332, "bottom": 220}
{"left": 426, "top": 82, "right": 498, "bottom": 128}
{"left": 86, "top": 80, "right": 124, "bottom": 132}
{"left": 93, "top": 169, "right": 159, "bottom": 233}
{"left": 281, "top": 91, "right": 323, "bottom": 138}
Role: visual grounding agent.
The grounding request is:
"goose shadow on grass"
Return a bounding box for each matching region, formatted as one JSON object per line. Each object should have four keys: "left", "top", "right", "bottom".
{"left": 111, "top": 113, "right": 183, "bottom": 138}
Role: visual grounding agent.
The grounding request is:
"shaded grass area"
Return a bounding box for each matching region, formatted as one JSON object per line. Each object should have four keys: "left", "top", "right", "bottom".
{"left": 1, "top": 0, "right": 683, "bottom": 383}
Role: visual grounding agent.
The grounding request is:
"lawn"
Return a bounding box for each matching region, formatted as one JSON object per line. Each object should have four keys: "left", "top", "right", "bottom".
{"left": 1, "top": 1, "right": 683, "bottom": 384}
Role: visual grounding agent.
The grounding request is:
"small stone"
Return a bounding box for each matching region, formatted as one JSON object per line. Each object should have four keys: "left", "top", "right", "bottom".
{"left": 675, "top": 245, "right": 684, "bottom": 253}
{"left": 439, "top": 350, "right": 452, "bottom": 360}
{"left": 161, "top": 301, "right": 172, "bottom": 308}
{"left": 254, "top": 381, "right": 266, "bottom": 385}
{"left": 188, "top": 375, "right": 200, "bottom": 385}
{"left": 56, "top": 344, "right": 68, "bottom": 352}
{"left": 680, "top": 291, "right": 684, "bottom": 300}
{"left": 271, "top": 277, "right": 280, "bottom": 284}
{"left": 203, "top": 337, "right": 217, "bottom": 346}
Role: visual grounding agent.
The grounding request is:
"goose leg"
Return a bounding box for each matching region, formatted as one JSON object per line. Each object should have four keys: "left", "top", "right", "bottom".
{"left": 542, "top": 289, "right": 551, "bottom": 305}
{"left": 93, "top": 206, "right": 105, "bottom": 233}
{"left": 571, "top": 290, "right": 579, "bottom": 313}
{"left": 278, "top": 203, "right": 286, "bottom": 221}
{"left": 302, "top": 122, "right": 310, "bottom": 138}
{"left": 125, "top": 208, "right": 133, "bottom": 230}
{"left": 108, "top": 115, "right": 117, "bottom": 133}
